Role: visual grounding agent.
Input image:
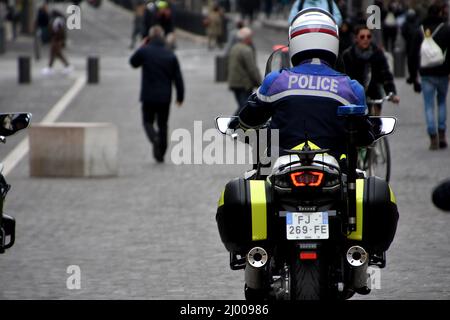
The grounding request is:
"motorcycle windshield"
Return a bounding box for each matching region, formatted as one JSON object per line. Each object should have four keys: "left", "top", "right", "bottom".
{"left": 265, "top": 45, "right": 291, "bottom": 76}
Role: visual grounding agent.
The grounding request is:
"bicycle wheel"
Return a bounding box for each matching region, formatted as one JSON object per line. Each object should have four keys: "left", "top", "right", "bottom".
{"left": 366, "top": 137, "right": 391, "bottom": 182}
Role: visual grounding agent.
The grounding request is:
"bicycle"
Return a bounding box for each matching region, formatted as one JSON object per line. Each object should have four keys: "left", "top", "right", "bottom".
{"left": 358, "top": 93, "right": 395, "bottom": 182}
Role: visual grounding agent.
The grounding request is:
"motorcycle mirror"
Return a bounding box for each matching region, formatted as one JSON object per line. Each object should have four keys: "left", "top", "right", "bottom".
{"left": 215, "top": 116, "right": 237, "bottom": 134}
{"left": 265, "top": 45, "right": 291, "bottom": 76}
{"left": 369, "top": 116, "right": 397, "bottom": 140}
{"left": 0, "top": 113, "right": 32, "bottom": 137}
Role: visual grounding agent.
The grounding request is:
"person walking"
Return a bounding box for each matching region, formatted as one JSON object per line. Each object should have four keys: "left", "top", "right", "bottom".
{"left": 129, "top": 25, "right": 184, "bottom": 163}
{"left": 41, "top": 10, "right": 73, "bottom": 75}
{"left": 223, "top": 20, "right": 245, "bottom": 56}
{"left": 401, "top": 8, "right": 419, "bottom": 84}
{"left": 155, "top": 1, "right": 176, "bottom": 49}
{"left": 227, "top": 27, "right": 261, "bottom": 115}
{"left": 409, "top": 4, "right": 450, "bottom": 150}
{"left": 35, "top": 1, "right": 50, "bottom": 45}
{"left": 205, "top": 3, "right": 224, "bottom": 50}
{"left": 129, "top": 0, "right": 146, "bottom": 49}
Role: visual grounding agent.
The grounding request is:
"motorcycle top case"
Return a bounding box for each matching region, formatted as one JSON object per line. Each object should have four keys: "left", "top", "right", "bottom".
{"left": 216, "top": 178, "right": 273, "bottom": 253}
{"left": 348, "top": 176, "right": 399, "bottom": 252}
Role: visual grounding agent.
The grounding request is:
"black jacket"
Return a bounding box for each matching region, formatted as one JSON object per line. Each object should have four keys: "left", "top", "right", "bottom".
{"left": 340, "top": 43, "right": 396, "bottom": 99}
{"left": 130, "top": 38, "right": 184, "bottom": 105}
{"left": 410, "top": 17, "right": 450, "bottom": 78}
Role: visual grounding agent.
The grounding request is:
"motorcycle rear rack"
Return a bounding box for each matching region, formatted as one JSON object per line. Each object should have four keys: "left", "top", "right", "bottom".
{"left": 230, "top": 252, "right": 246, "bottom": 270}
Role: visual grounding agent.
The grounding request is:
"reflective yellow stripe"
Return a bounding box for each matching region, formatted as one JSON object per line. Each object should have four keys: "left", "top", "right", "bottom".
{"left": 291, "top": 141, "right": 322, "bottom": 151}
{"left": 348, "top": 179, "right": 364, "bottom": 241}
{"left": 389, "top": 186, "right": 397, "bottom": 205}
{"left": 340, "top": 154, "right": 347, "bottom": 160}
{"left": 218, "top": 190, "right": 225, "bottom": 207}
{"left": 249, "top": 180, "right": 267, "bottom": 241}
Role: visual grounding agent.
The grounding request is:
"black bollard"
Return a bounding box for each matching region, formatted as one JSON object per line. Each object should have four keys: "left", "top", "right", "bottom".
{"left": 0, "top": 25, "right": 5, "bottom": 54}
{"left": 215, "top": 55, "right": 228, "bottom": 82}
{"left": 87, "top": 56, "right": 99, "bottom": 84}
{"left": 18, "top": 56, "right": 31, "bottom": 84}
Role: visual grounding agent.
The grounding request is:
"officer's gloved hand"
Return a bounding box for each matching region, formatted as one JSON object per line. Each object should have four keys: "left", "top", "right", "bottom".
{"left": 228, "top": 117, "right": 240, "bottom": 130}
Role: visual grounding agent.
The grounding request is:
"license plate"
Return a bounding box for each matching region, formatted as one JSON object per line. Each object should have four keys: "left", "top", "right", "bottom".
{"left": 286, "top": 212, "right": 329, "bottom": 240}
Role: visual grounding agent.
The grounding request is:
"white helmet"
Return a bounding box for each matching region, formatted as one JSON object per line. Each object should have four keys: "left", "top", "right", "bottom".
{"left": 288, "top": 7, "right": 339, "bottom": 66}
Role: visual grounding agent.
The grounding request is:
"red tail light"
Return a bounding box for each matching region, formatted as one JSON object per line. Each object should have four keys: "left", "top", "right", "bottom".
{"left": 290, "top": 171, "right": 324, "bottom": 187}
{"left": 300, "top": 251, "right": 317, "bottom": 260}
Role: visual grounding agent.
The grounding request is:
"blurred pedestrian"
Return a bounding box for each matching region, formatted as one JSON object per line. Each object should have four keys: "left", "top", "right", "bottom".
{"left": 276, "top": 0, "right": 291, "bottom": 18}
{"left": 338, "top": 19, "right": 353, "bottom": 55}
{"left": 204, "top": 3, "right": 224, "bottom": 50}
{"left": 432, "top": 179, "right": 450, "bottom": 211}
{"left": 409, "top": 4, "right": 450, "bottom": 150}
{"left": 42, "top": 10, "right": 73, "bottom": 75}
{"left": 5, "top": 2, "right": 20, "bottom": 40}
{"left": 129, "top": 25, "right": 184, "bottom": 163}
{"left": 35, "top": 1, "right": 50, "bottom": 45}
{"left": 155, "top": 1, "right": 176, "bottom": 49}
{"left": 142, "top": 1, "right": 157, "bottom": 38}
{"left": 288, "top": 0, "right": 342, "bottom": 26}
{"left": 340, "top": 26, "right": 399, "bottom": 116}
{"left": 382, "top": 2, "right": 399, "bottom": 53}
{"left": 264, "top": 0, "right": 273, "bottom": 19}
{"left": 401, "top": 8, "right": 419, "bottom": 84}
{"left": 130, "top": 0, "right": 146, "bottom": 49}
{"left": 224, "top": 19, "right": 245, "bottom": 56}
{"left": 238, "top": 0, "right": 256, "bottom": 24}
{"left": 227, "top": 27, "right": 261, "bottom": 115}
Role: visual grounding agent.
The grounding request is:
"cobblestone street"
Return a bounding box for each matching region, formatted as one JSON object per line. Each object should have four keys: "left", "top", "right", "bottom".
{"left": 0, "top": 1, "right": 449, "bottom": 300}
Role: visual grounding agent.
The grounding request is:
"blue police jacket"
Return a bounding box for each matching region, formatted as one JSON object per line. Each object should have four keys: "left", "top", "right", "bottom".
{"left": 238, "top": 59, "right": 367, "bottom": 158}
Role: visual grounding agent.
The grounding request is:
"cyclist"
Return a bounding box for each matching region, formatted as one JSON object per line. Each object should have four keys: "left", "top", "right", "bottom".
{"left": 232, "top": 8, "right": 375, "bottom": 163}
{"left": 340, "top": 25, "right": 400, "bottom": 116}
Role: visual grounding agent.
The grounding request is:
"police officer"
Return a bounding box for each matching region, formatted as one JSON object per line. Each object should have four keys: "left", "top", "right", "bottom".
{"left": 235, "top": 7, "right": 373, "bottom": 161}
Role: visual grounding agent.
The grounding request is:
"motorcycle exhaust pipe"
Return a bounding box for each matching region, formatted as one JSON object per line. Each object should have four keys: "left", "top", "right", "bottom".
{"left": 346, "top": 245, "right": 369, "bottom": 291}
{"left": 245, "top": 247, "right": 268, "bottom": 290}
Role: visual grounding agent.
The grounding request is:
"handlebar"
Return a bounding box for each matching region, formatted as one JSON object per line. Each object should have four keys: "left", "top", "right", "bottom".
{"left": 366, "top": 92, "right": 395, "bottom": 105}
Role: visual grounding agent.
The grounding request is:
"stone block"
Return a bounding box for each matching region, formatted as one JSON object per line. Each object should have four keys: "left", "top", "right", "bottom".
{"left": 29, "top": 123, "right": 118, "bottom": 177}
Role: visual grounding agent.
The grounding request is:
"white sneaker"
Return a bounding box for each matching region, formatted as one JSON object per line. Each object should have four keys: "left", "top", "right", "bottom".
{"left": 62, "top": 65, "right": 74, "bottom": 74}
{"left": 41, "top": 67, "right": 54, "bottom": 76}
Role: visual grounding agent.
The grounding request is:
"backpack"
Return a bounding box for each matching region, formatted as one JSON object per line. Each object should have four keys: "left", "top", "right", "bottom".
{"left": 384, "top": 11, "right": 397, "bottom": 27}
{"left": 420, "top": 23, "right": 446, "bottom": 68}
{"left": 298, "top": 0, "right": 334, "bottom": 15}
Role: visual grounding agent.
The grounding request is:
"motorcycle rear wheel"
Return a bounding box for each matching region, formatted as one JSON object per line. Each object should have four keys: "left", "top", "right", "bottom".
{"left": 290, "top": 258, "right": 327, "bottom": 300}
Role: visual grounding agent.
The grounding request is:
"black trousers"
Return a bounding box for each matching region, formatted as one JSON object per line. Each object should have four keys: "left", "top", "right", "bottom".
{"left": 142, "top": 102, "right": 170, "bottom": 158}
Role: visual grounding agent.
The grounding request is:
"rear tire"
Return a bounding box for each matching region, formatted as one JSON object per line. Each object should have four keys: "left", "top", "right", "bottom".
{"left": 290, "top": 258, "right": 327, "bottom": 300}
{"left": 244, "top": 284, "right": 267, "bottom": 301}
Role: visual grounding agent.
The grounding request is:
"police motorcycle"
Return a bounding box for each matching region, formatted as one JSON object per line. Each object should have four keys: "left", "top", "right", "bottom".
{"left": 0, "top": 113, "right": 32, "bottom": 254}
{"left": 214, "top": 48, "right": 399, "bottom": 300}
